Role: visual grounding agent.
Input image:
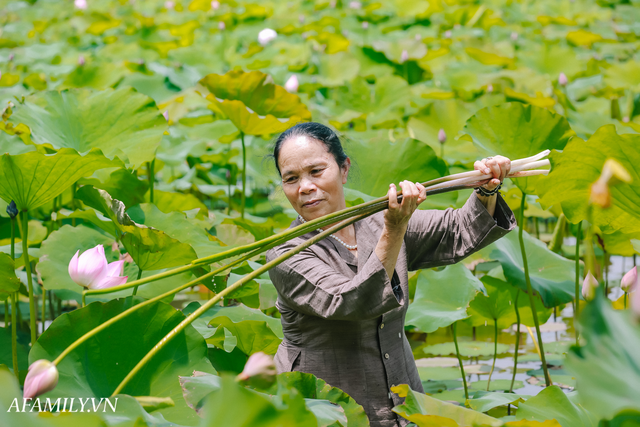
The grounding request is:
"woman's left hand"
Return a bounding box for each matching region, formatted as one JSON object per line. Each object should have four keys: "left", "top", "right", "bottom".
{"left": 473, "top": 155, "right": 511, "bottom": 193}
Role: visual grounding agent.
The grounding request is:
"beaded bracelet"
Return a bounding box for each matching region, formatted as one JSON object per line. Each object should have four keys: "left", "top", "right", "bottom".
{"left": 474, "top": 183, "right": 502, "bottom": 196}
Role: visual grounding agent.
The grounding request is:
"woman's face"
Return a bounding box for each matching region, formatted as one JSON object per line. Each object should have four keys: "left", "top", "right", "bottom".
{"left": 278, "top": 135, "right": 350, "bottom": 221}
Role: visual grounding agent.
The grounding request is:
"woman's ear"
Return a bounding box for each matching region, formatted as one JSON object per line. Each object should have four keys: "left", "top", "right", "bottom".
{"left": 341, "top": 157, "right": 351, "bottom": 184}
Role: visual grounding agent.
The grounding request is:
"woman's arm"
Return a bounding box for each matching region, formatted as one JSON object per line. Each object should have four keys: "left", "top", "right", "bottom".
{"left": 403, "top": 156, "right": 516, "bottom": 271}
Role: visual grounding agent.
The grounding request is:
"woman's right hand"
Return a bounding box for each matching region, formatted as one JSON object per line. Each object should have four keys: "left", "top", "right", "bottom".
{"left": 384, "top": 180, "right": 427, "bottom": 231}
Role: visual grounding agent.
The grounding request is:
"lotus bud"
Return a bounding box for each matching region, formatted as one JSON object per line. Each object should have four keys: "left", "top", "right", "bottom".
{"left": 258, "top": 28, "right": 277, "bottom": 46}
{"left": 284, "top": 75, "right": 299, "bottom": 93}
{"left": 211, "top": 0, "right": 219, "bottom": 9}
{"left": 78, "top": 55, "right": 85, "bottom": 66}
{"left": 236, "top": 352, "right": 276, "bottom": 389}
{"left": 487, "top": 83, "right": 493, "bottom": 93}
{"left": 299, "top": 14, "right": 305, "bottom": 23}
{"left": 74, "top": 0, "right": 87, "bottom": 9}
{"left": 218, "top": 21, "right": 226, "bottom": 30}
{"left": 582, "top": 272, "right": 599, "bottom": 301}
{"left": 8, "top": 53, "right": 14, "bottom": 61}
{"left": 68, "top": 244, "right": 128, "bottom": 290}
{"left": 6, "top": 200, "right": 18, "bottom": 219}
{"left": 349, "top": 1, "right": 361, "bottom": 8}
{"left": 589, "top": 158, "right": 632, "bottom": 208}
{"left": 23, "top": 360, "right": 59, "bottom": 399}
{"left": 621, "top": 266, "right": 637, "bottom": 293}
{"left": 623, "top": 116, "right": 630, "bottom": 123}
{"left": 510, "top": 32, "right": 518, "bottom": 41}
{"left": 558, "top": 72, "right": 568, "bottom": 86}
{"left": 163, "top": 110, "right": 169, "bottom": 121}
{"left": 362, "top": 21, "right": 369, "bottom": 29}
{"left": 438, "top": 128, "right": 446, "bottom": 144}
{"left": 444, "top": 30, "right": 452, "bottom": 39}
{"left": 164, "top": 0, "right": 174, "bottom": 9}
{"left": 400, "top": 50, "right": 409, "bottom": 63}
{"left": 225, "top": 169, "right": 231, "bottom": 181}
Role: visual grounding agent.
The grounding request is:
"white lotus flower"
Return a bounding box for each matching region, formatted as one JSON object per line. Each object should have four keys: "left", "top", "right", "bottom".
{"left": 258, "top": 28, "right": 277, "bottom": 46}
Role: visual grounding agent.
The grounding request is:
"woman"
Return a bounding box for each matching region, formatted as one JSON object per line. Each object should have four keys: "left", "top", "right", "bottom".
{"left": 265, "top": 122, "right": 516, "bottom": 427}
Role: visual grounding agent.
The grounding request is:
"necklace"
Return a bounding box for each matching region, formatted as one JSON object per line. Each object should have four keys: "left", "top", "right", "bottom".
{"left": 298, "top": 215, "right": 358, "bottom": 250}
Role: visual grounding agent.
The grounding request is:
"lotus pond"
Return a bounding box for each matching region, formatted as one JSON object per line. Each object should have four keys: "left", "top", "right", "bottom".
{"left": 1, "top": 0, "right": 640, "bottom": 426}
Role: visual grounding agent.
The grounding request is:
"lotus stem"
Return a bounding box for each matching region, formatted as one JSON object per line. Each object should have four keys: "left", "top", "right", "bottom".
{"left": 84, "top": 154, "right": 551, "bottom": 297}
{"left": 21, "top": 211, "right": 37, "bottom": 345}
{"left": 486, "top": 319, "right": 498, "bottom": 391}
{"left": 71, "top": 183, "right": 77, "bottom": 227}
{"left": 509, "top": 290, "right": 521, "bottom": 393}
{"left": 518, "top": 193, "right": 552, "bottom": 387}
{"left": 110, "top": 211, "right": 370, "bottom": 396}
{"left": 574, "top": 221, "right": 582, "bottom": 346}
{"left": 148, "top": 160, "right": 155, "bottom": 204}
{"left": 41, "top": 285, "right": 46, "bottom": 334}
{"left": 132, "top": 268, "right": 143, "bottom": 297}
{"left": 10, "top": 216, "right": 18, "bottom": 380}
{"left": 240, "top": 132, "right": 246, "bottom": 219}
{"left": 451, "top": 322, "right": 469, "bottom": 401}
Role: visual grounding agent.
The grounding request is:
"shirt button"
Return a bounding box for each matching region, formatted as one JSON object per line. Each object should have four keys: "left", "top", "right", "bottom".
{"left": 384, "top": 353, "right": 390, "bottom": 359}
{"left": 380, "top": 323, "right": 385, "bottom": 329}
{"left": 398, "top": 332, "right": 402, "bottom": 338}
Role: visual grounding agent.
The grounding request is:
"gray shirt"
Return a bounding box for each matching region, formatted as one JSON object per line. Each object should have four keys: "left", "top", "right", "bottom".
{"left": 265, "top": 193, "right": 517, "bottom": 427}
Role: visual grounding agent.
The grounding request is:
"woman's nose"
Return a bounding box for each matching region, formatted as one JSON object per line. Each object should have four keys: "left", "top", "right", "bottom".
{"left": 299, "top": 176, "right": 316, "bottom": 194}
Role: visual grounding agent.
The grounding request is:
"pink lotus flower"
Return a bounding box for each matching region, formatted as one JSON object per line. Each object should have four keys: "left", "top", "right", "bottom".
{"left": 163, "top": 110, "right": 169, "bottom": 121}
{"left": 74, "top": 0, "right": 87, "bottom": 9}
{"left": 362, "top": 21, "right": 369, "bottom": 29}
{"left": 211, "top": 0, "right": 219, "bottom": 9}
{"left": 218, "top": 21, "right": 226, "bottom": 30}
{"left": 78, "top": 55, "right": 85, "bottom": 66}
{"left": 487, "top": 83, "right": 493, "bottom": 93}
{"left": 400, "top": 50, "right": 409, "bottom": 64}
{"left": 284, "top": 75, "right": 299, "bottom": 92}
{"left": 68, "top": 244, "right": 128, "bottom": 290}
{"left": 558, "top": 72, "right": 568, "bottom": 86}
{"left": 582, "top": 271, "right": 599, "bottom": 301}
{"left": 164, "top": 0, "right": 174, "bottom": 9}
{"left": 621, "top": 266, "right": 637, "bottom": 292}
{"left": 236, "top": 352, "right": 276, "bottom": 389}
{"left": 438, "top": 128, "right": 446, "bottom": 144}
{"left": 24, "top": 360, "right": 59, "bottom": 399}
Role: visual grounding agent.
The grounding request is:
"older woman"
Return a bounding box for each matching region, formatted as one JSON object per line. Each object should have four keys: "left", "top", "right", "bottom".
{"left": 265, "top": 122, "right": 516, "bottom": 427}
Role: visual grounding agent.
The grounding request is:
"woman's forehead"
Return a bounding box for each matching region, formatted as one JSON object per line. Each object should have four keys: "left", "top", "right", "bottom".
{"left": 279, "top": 135, "right": 332, "bottom": 167}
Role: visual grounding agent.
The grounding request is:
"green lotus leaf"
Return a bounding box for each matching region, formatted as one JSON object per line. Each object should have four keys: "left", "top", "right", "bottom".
{"left": 79, "top": 168, "right": 149, "bottom": 209}
{"left": 317, "top": 52, "right": 361, "bottom": 87}
{"left": 76, "top": 186, "right": 198, "bottom": 271}
{"left": 127, "top": 203, "right": 225, "bottom": 259}
{"left": 391, "top": 384, "right": 502, "bottom": 427}
{"left": 151, "top": 189, "right": 209, "bottom": 217}
{"left": 537, "top": 125, "right": 640, "bottom": 235}
{"left": 467, "top": 390, "right": 529, "bottom": 413}
{"left": 0, "top": 148, "right": 120, "bottom": 211}
{"left": 278, "top": 372, "right": 369, "bottom": 427}
{"left": 198, "top": 374, "right": 318, "bottom": 427}
{"left": 0, "top": 327, "right": 29, "bottom": 375}
{"left": 29, "top": 296, "right": 215, "bottom": 425}
{"left": 10, "top": 87, "right": 167, "bottom": 168}
{"left": 603, "top": 60, "right": 640, "bottom": 91}
{"left": 516, "top": 386, "right": 597, "bottom": 427}
{"left": 461, "top": 103, "right": 574, "bottom": 193}
{"left": 565, "top": 293, "right": 640, "bottom": 420}
{"left": 183, "top": 301, "right": 283, "bottom": 340}
{"left": 466, "top": 275, "right": 552, "bottom": 329}
{"left": 488, "top": 226, "right": 577, "bottom": 308}
{"left": 344, "top": 136, "right": 454, "bottom": 208}
{"left": 407, "top": 99, "right": 479, "bottom": 165}
{"left": 405, "top": 263, "right": 486, "bottom": 333}
{"left": 423, "top": 341, "right": 510, "bottom": 358}
{"left": 207, "top": 316, "right": 281, "bottom": 356}
{"left": 0, "top": 253, "right": 20, "bottom": 301}
{"left": 55, "top": 208, "right": 117, "bottom": 237}
{"left": 198, "top": 70, "right": 311, "bottom": 135}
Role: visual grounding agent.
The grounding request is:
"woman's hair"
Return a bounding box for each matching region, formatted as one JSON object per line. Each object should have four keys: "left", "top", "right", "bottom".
{"left": 269, "top": 122, "right": 349, "bottom": 177}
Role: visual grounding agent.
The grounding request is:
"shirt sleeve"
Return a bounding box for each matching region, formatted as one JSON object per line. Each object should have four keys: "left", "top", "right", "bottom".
{"left": 266, "top": 245, "right": 404, "bottom": 321}
{"left": 403, "top": 192, "right": 517, "bottom": 271}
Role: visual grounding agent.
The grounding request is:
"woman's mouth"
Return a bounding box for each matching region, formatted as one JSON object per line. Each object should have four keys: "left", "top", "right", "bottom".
{"left": 302, "top": 199, "right": 322, "bottom": 208}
